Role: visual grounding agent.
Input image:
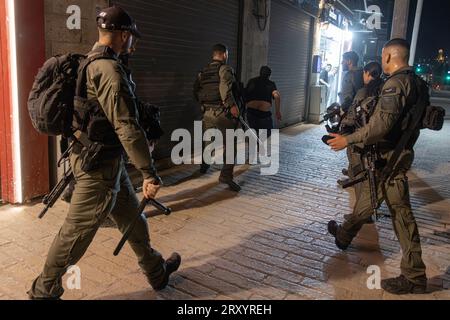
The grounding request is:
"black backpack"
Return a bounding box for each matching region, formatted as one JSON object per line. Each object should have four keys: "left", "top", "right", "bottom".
{"left": 422, "top": 105, "right": 446, "bottom": 131}
{"left": 28, "top": 50, "right": 113, "bottom": 137}
{"left": 412, "top": 75, "right": 446, "bottom": 131}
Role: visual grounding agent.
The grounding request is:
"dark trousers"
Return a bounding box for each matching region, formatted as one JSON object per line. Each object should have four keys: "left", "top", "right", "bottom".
{"left": 246, "top": 109, "right": 274, "bottom": 138}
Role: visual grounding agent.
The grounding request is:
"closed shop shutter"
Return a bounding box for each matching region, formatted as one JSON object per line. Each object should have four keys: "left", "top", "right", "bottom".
{"left": 113, "top": 0, "right": 241, "bottom": 159}
{"left": 268, "top": 0, "right": 313, "bottom": 127}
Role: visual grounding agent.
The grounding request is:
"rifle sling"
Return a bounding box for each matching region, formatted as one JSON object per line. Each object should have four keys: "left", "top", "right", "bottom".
{"left": 380, "top": 78, "right": 427, "bottom": 182}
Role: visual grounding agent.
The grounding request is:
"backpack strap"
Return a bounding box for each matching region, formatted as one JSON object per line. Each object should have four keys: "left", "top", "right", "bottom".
{"left": 75, "top": 46, "right": 117, "bottom": 98}
{"left": 380, "top": 73, "right": 429, "bottom": 182}
{"left": 73, "top": 47, "right": 117, "bottom": 132}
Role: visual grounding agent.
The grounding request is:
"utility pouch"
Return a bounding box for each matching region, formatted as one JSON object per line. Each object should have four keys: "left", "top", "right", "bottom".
{"left": 80, "top": 141, "right": 103, "bottom": 172}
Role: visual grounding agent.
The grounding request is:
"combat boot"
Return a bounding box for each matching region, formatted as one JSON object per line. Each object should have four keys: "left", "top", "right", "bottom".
{"left": 381, "top": 275, "right": 427, "bottom": 295}
{"left": 328, "top": 221, "right": 349, "bottom": 251}
{"left": 219, "top": 176, "right": 241, "bottom": 192}
{"left": 152, "top": 253, "right": 182, "bottom": 292}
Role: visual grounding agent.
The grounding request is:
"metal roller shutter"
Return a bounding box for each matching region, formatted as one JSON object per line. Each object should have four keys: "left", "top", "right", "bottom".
{"left": 113, "top": 0, "right": 241, "bottom": 159}
{"left": 269, "top": 0, "right": 313, "bottom": 127}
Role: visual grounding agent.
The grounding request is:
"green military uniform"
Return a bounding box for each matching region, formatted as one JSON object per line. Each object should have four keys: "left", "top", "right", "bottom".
{"left": 29, "top": 44, "right": 167, "bottom": 299}
{"left": 342, "top": 88, "right": 370, "bottom": 175}
{"left": 338, "top": 68, "right": 364, "bottom": 185}
{"left": 194, "top": 60, "right": 238, "bottom": 181}
{"left": 336, "top": 67, "right": 427, "bottom": 285}
{"left": 339, "top": 68, "right": 364, "bottom": 112}
{"left": 342, "top": 83, "right": 384, "bottom": 197}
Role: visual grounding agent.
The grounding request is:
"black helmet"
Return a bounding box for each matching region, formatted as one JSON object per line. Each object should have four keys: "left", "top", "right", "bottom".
{"left": 97, "top": 6, "right": 141, "bottom": 38}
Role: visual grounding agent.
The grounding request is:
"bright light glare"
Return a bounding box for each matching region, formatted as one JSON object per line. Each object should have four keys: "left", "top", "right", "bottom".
{"left": 7, "top": 0, "right": 23, "bottom": 204}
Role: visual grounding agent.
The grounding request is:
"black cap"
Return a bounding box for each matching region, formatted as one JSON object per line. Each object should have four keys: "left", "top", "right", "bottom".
{"left": 97, "top": 6, "right": 141, "bottom": 38}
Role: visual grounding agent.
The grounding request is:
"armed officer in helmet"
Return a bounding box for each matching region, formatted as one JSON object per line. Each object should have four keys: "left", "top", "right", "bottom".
{"left": 28, "top": 6, "right": 180, "bottom": 300}
{"left": 327, "top": 39, "right": 428, "bottom": 295}
{"left": 194, "top": 44, "right": 241, "bottom": 192}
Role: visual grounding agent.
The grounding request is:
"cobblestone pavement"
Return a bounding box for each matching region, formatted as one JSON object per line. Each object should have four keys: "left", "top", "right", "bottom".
{"left": 0, "top": 122, "right": 449, "bottom": 300}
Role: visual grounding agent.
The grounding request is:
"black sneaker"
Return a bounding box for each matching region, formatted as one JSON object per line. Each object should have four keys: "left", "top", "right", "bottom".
{"left": 152, "top": 253, "right": 181, "bottom": 292}
{"left": 200, "top": 164, "right": 210, "bottom": 174}
{"left": 381, "top": 275, "right": 427, "bottom": 295}
{"left": 219, "top": 177, "right": 241, "bottom": 192}
{"left": 327, "top": 221, "right": 349, "bottom": 251}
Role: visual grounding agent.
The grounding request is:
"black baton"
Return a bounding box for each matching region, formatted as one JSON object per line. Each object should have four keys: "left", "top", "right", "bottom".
{"left": 114, "top": 198, "right": 172, "bottom": 256}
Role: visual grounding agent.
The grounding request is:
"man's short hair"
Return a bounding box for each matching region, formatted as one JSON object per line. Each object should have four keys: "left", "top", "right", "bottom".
{"left": 212, "top": 44, "right": 228, "bottom": 55}
{"left": 384, "top": 38, "right": 410, "bottom": 51}
{"left": 343, "top": 51, "right": 359, "bottom": 66}
{"left": 384, "top": 38, "right": 411, "bottom": 60}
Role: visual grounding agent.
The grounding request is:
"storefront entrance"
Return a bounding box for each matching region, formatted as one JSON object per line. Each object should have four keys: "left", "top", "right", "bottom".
{"left": 318, "top": 11, "right": 353, "bottom": 107}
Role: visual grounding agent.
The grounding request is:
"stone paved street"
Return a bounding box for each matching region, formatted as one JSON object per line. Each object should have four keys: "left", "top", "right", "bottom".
{"left": 1, "top": 122, "right": 449, "bottom": 300}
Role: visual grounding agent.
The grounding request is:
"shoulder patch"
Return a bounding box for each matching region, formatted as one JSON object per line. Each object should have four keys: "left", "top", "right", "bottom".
{"left": 383, "top": 87, "right": 397, "bottom": 95}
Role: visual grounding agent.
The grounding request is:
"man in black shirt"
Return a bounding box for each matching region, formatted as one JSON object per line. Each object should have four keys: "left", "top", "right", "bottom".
{"left": 245, "top": 66, "right": 281, "bottom": 137}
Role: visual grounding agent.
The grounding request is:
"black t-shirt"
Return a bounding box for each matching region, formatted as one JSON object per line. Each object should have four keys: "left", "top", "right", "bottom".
{"left": 245, "top": 77, "right": 277, "bottom": 103}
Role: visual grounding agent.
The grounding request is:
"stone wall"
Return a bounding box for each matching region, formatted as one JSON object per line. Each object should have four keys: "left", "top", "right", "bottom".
{"left": 240, "top": 0, "right": 272, "bottom": 84}
{"left": 44, "top": 0, "right": 109, "bottom": 58}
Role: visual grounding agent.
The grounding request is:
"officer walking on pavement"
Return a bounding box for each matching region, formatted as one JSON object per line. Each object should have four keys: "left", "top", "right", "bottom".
{"left": 193, "top": 44, "right": 241, "bottom": 192}
{"left": 326, "top": 39, "right": 428, "bottom": 295}
{"left": 28, "top": 6, "right": 181, "bottom": 300}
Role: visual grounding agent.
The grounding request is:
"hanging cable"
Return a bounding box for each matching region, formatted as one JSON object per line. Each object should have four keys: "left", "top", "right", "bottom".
{"left": 253, "top": 0, "right": 269, "bottom": 31}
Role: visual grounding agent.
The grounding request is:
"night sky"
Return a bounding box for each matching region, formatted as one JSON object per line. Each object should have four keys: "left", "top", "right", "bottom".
{"left": 416, "top": 0, "right": 450, "bottom": 60}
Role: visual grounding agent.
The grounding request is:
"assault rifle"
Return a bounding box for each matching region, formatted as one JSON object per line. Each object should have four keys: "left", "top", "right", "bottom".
{"left": 231, "top": 81, "right": 267, "bottom": 150}
{"left": 340, "top": 145, "right": 389, "bottom": 221}
{"left": 38, "top": 143, "right": 74, "bottom": 219}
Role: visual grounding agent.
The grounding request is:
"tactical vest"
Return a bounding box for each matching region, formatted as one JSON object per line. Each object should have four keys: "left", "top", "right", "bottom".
{"left": 197, "top": 61, "right": 224, "bottom": 105}
{"left": 73, "top": 46, "right": 122, "bottom": 146}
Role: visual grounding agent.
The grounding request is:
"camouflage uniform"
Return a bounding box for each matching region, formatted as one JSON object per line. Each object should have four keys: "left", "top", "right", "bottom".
{"left": 336, "top": 67, "right": 427, "bottom": 285}
{"left": 29, "top": 44, "right": 167, "bottom": 299}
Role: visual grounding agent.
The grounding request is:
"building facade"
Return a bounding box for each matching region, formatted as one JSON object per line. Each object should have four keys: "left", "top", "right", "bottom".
{"left": 1, "top": 0, "right": 393, "bottom": 203}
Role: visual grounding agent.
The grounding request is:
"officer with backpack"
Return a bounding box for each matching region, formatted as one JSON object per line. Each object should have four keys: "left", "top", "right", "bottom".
{"left": 28, "top": 6, "right": 181, "bottom": 300}
{"left": 326, "top": 39, "right": 429, "bottom": 295}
